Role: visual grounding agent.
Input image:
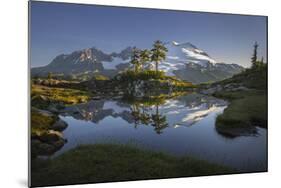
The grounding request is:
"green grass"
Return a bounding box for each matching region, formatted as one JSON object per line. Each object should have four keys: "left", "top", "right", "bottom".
{"left": 31, "top": 109, "right": 57, "bottom": 136}
{"left": 31, "top": 84, "right": 92, "bottom": 107}
{"left": 215, "top": 90, "right": 267, "bottom": 137}
{"left": 217, "top": 65, "right": 267, "bottom": 90}
{"left": 210, "top": 65, "right": 267, "bottom": 137}
{"left": 31, "top": 144, "right": 233, "bottom": 187}
{"left": 91, "top": 74, "right": 109, "bottom": 81}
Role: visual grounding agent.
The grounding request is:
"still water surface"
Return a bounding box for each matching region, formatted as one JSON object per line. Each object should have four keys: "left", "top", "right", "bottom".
{"left": 55, "top": 93, "right": 266, "bottom": 172}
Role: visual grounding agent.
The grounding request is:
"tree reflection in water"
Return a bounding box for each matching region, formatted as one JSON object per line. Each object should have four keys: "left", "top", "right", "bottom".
{"left": 129, "top": 97, "right": 168, "bottom": 134}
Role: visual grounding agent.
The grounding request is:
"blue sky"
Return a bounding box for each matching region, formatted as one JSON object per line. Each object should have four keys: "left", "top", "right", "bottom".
{"left": 30, "top": 1, "right": 267, "bottom": 68}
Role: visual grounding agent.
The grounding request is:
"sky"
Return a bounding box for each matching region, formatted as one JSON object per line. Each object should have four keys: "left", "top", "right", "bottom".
{"left": 30, "top": 1, "right": 267, "bottom": 68}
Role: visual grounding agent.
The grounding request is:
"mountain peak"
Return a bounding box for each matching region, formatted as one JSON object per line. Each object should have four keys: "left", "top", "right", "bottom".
{"left": 80, "top": 48, "right": 93, "bottom": 61}
{"left": 172, "top": 41, "right": 180, "bottom": 46}
{"left": 165, "top": 40, "right": 216, "bottom": 67}
{"left": 170, "top": 41, "right": 197, "bottom": 49}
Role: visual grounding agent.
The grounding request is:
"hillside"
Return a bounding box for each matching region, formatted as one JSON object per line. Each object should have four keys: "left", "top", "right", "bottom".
{"left": 200, "top": 65, "right": 267, "bottom": 137}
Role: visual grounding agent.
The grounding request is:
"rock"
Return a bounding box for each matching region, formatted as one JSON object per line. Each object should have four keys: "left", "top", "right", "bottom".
{"left": 229, "top": 86, "right": 250, "bottom": 91}
{"left": 31, "top": 138, "right": 42, "bottom": 146}
{"left": 47, "top": 102, "right": 65, "bottom": 112}
{"left": 216, "top": 126, "right": 258, "bottom": 138}
{"left": 32, "top": 131, "right": 67, "bottom": 157}
{"left": 52, "top": 139, "right": 66, "bottom": 149}
{"left": 92, "top": 96, "right": 102, "bottom": 100}
{"left": 31, "top": 139, "right": 55, "bottom": 156}
{"left": 200, "top": 87, "right": 217, "bottom": 95}
{"left": 31, "top": 95, "right": 50, "bottom": 108}
{"left": 39, "top": 130, "right": 63, "bottom": 143}
{"left": 200, "top": 83, "right": 250, "bottom": 95}
{"left": 200, "top": 84, "right": 223, "bottom": 95}
{"left": 47, "top": 105, "right": 59, "bottom": 113}
{"left": 38, "top": 143, "right": 56, "bottom": 155}
{"left": 112, "top": 96, "right": 122, "bottom": 100}
{"left": 52, "top": 119, "right": 68, "bottom": 131}
{"left": 216, "top": 84, "right": 223, "bottom": 91}
{"left": 31, "top": 139, "right": 65, "bottom": 157}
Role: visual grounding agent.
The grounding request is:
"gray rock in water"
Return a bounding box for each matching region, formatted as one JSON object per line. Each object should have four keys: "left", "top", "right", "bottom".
{"left": 228, "top": 86, "right": 250, "bottom": 91}
{"left": 200, "top": 85, "right": 222, "bottom": 95}
{"left": 39, "top": 130, "right": 63, "bottom": 143}
{"left": 31, "top": 138, "right": 66, "bottom": 156}
{"left": 52, "top": 119, "right": 68, "bottom": 131}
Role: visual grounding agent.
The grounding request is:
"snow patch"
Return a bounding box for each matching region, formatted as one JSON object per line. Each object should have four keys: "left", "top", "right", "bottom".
{"left": 181, "top": 105, "right": 221, "bottom": 123}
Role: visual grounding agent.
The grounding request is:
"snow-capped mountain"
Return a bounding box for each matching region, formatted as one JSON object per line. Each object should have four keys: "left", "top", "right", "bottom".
{"left": 159, "top": 41, "right": 216, "bottom": 75}
{"left": 168, "top": 41, "right": 216, "bottom": 65}
{"left": 31, "top": 41, "right": 244, "bottom": 83}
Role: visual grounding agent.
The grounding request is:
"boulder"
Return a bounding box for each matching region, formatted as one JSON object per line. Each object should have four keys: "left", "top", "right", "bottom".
{"left": 32, "top": 140, "right": 64, "bottom": 156}
{"left": 52, "top": 119, "right": 68, "bottom": 131}
{"left": 47, "top": 102, "right": 65, "bottom": 113}
{"left": 229, "top": 86, "right": 250, "bottom": 92}
{"left": 52, "top": 139, "right": 66, "bottom": 149}
{"left": 200, "top": 87, "right": 217, "bottom": 95}
{"left": 39, "top": 130, "right": 63, "bottom": 143}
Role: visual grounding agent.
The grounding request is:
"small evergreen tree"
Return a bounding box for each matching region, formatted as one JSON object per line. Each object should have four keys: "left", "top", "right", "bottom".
{"left": 151, "top": 104, "right": 168, "bottom": 134}
{"left": 48, "top": 72, "right": 52, "bottom": 80}
{"left": 140, "top": 49, "right": 151, "bottom": 70}
{"left": 261, "top": 56, "right": 264, "bottom": 64}
{"left": 151, "top": 40, "right": 168, "bottom": 72}
{"left": 251, "top": 42, "right": 259, "bottom": 68}
{"left": 130, "top": 47, "right": 141, "bottom": 73}
{"left": 47, "top": 72, "right": 53, "bottom": 86}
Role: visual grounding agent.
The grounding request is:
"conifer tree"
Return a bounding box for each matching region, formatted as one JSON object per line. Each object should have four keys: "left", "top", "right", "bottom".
{"left": 140, "top": 49, "right": 151, "bottom": 70}
{"left": 151, "top": 40, "right": 168, "bottom": 72}
{"left": 251, "top": 42, "right": 259, "bottom": 68}
{"left": 130, "top": 47, "right": 141, "bottom": 73}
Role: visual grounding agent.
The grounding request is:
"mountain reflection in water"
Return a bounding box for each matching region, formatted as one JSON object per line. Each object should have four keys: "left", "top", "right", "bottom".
{"left": 54, "top": 93, "right": 266, "bottom": 172}
{"left": 62, "top": 93, "right": 227, "bottom": 131}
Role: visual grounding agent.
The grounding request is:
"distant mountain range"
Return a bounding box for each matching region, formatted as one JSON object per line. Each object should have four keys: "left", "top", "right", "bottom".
{"left": 31, "top": 41, "right": 244, "bottom": 84}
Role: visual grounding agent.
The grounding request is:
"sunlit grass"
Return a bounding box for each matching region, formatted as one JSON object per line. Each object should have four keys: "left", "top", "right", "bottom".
{"left": 31, "top": 84, "right": 92, "bottom": 105}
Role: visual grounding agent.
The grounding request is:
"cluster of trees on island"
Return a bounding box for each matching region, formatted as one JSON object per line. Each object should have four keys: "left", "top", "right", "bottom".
{"left": 130, "top": 40, "right": 168, "bottom": 73}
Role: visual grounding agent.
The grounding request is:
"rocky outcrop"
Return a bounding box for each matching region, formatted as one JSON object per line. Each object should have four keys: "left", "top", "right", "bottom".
{"left": 127, "top": 79, "right": 175, "bottom": 97}
{"left": 31, "top": 131, "right": 66, "bottom": 157}
{"left": 215, "top": 126, "right": 258, "bottom": 138}
{"left": 52, "top": 119, "right": 68, "bottom": 131}
{"left": 31, "top": 108, "right": 68, "bottom": 157}
{"left": 199, "top": 83, "right": 250, "bottom": 95}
